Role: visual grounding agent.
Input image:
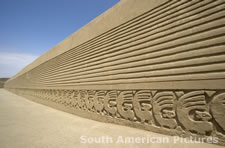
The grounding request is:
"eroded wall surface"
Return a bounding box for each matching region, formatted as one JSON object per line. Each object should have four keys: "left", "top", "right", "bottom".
{"left": 0, "top": 78, "right": 9, "bottom": 88}
{"left": 4, "top": 0, "right": 225, "bottom": 145}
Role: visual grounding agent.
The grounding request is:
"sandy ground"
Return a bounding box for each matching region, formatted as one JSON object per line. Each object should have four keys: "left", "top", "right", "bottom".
{"left": 0, "top": 89, "right": 222, "bottom": 148}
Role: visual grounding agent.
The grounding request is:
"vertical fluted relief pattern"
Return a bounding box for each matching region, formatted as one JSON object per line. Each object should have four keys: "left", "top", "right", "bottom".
{"left": 4, "top": 0, "right": 225, "bottom": 146}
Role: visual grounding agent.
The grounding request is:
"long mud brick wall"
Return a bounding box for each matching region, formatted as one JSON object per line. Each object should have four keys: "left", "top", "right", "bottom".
{"left": 4, "top": 0, "right": 225, "bottom": 146}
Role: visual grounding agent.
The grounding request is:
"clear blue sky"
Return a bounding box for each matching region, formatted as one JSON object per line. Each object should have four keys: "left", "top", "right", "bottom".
{"left": 0, "top": 0, "right": 119, "bottom": 77}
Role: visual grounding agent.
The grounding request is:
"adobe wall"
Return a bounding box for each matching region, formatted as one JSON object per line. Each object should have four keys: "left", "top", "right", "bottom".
{"left": 4, "top": 0, "right": 225, "bottom": 146}
{"left": 0, "top": 78, "right": 9, "bottom": 88}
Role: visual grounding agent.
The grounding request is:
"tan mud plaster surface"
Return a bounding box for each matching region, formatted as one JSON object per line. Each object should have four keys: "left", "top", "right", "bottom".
{"left": 4, "top": 0, "right": 225, "bottom": 146}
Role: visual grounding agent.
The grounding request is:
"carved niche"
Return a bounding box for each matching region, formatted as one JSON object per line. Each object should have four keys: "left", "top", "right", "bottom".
{"left": 152, "top": 91, "right": 177, "bottom": 129}
{"left": 117, "top": 91, "right": 135, "bottom": 121}
{"left": 133, "top": 90, "right": 152, "bottom": 124}
{"left": 176, "top": 91, "right": 213, "bottom": 135}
